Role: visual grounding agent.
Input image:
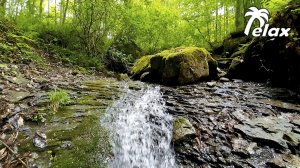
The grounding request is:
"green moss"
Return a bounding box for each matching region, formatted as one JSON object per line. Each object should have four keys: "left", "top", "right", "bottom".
{"left": 132, "top": 47, "right": 215, "bottom": 84}
{"left": 173, "top": 117, "right": 188, "bottom": 131}
{"left": 77, "top": 95, "right": 102, "bottom": 106}
{"left": 117, "top": 73, "right": 129, "bottom": 81}
{"left": 131, "top": 55, "right": 155, "bottom": 74}
{"left": 173, "top": 116, "right": 195, "bottom": 142}
{"left": 229, "top": 57, "right": 243, "bottom": 71}
{"left": 231, "top": 43, "right": 250, "bottom": 58}
{"left": 132, "top": 47, "right": 211, "bottom": 75}
{"left": 49, "top": 115, "right": 110, "bottom": 168}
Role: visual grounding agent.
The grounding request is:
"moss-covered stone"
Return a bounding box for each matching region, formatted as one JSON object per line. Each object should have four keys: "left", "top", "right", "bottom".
{"left": 173, "top": 117, "right": 196, "bottom": 143}
{"left": 131, "top": 47, "right": 217, "bottom": 85}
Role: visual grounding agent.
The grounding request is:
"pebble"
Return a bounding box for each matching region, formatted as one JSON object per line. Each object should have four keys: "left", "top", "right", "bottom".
{"left": 220, "top": 77, "right": 230, "bottom": 82}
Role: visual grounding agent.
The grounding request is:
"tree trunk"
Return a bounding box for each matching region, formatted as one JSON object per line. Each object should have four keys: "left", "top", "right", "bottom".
{"left": 39, "top": 0, "right": 44, "bottom": 15}
{"left": 62, "top": 0, "right": 69, "bottom": 24}
{"left": 54, "top": 0, "right": 57, "bottom": 24}
{"left": 215, "top": 1, "right": 218, "bottom": 42}
{"left": 235, "top": 0, "right": 243, "bottom": 31}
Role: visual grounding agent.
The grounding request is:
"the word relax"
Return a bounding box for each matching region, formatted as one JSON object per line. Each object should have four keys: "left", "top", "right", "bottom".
{"left": 244, "top": 7, "right": 291, "bottom": 37}
{"left": 252, "top": 24, "right": 291, "bottom": 37}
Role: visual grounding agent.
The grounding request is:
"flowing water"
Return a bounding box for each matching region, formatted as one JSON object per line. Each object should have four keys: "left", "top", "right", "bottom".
{"left": 102, "top": 86, "right": 177, "bottom": 168}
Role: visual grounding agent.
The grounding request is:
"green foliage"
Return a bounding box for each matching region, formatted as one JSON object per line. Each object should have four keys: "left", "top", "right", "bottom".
{"left": 262, "top": 0, "right": 293, "bottom": 14}
{"left": 1, "top": 0, "right": 295, "bottom": 68}
{"left": 48, "top": 90, "right": 71, "bottom": 112}
{"left": 32, "top": 114, "right": 46, "bottom": 123}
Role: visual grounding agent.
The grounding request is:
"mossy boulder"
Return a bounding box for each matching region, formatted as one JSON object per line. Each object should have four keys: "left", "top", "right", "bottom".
{"left": 172, "top": 117, "right": 196, "bottom": 143}
{"left": 131, "top": 47, "right": 217, "bottom": 85}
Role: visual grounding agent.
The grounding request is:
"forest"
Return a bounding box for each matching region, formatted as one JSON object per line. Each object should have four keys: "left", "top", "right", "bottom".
{"left": 0, "top": 0, "right": 294, "bottom": 71}
{"left": 0, "top": 0, "right": 300, "bottom": 167}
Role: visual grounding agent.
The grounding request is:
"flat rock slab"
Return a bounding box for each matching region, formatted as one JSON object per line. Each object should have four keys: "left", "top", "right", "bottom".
{"left": 3, "top": 75, "right": 30, "bottom": 85}
{"left": 268, "top": 154, "right": 300, "bottom": 168}
{"left": 6, "top": 90, "right": 31, "bottom": 103}
{"left": 235, "top": 116, "right": 300, "bottom": 149}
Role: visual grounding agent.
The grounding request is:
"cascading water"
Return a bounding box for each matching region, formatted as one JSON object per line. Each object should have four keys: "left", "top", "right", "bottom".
{"left": 102, "top": 86, "right": 177, "bottom": 168}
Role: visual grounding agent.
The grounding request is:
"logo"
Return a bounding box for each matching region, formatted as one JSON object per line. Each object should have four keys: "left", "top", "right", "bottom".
{"left": 244, "top": 7, "right": 290, "bottom": 37}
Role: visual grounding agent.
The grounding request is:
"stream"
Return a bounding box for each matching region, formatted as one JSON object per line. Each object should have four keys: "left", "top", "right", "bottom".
{"left": 16, "top": 79, "right": 300, "bottom": 168}
{"left": 102, "top": 86, "right": 176, "bottom": 168}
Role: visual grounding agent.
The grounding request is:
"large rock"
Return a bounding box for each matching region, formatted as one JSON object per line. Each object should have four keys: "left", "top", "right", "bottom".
{"left": 131, "top": 47, "right": 217, "bottom": 85}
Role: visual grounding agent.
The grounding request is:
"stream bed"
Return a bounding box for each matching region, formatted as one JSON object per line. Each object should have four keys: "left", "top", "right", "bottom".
{"left": 16, "top": 79, "right": 300, "bottom": 168}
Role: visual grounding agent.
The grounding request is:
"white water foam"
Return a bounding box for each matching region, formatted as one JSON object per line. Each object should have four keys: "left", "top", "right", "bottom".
{"left": 102, "top": 86, "right": 177, "bottom": 168}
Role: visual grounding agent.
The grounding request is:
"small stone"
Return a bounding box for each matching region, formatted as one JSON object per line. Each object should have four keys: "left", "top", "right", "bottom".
{"left": 14, "top": 106, "right": 22, "bottom": 113}
{"left": 207, "top": 81, "right": 217, "bottom": 87}
{"left": 36, "top": 132, "right": 47, "bottom": 140}
{"left": 220, "top": 77, "right": 230, "bottom": 82}
{"left": 8, "top": 115, "right": 24, "bottom": 129}
{"left": 31, "top": 152, "right": 39, "bottom": 159}
{"left": 61, "top": 141, "right": 73, "bottom": 149}
{"left": 0, "top": 85, "right": 4, "bottom": 92}
{"left": 233, "top": 79, "right": 243, "bottom": 83}
{"left": 33, "top": 137, "right": 47, "bottom": 149}
{"left": 219, "top": 146, "right": 231, "bottom": 157}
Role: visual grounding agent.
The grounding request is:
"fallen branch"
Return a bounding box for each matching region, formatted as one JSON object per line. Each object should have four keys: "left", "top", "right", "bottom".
{"left": 0, "top": 139, "right": 28, "bottom": 168}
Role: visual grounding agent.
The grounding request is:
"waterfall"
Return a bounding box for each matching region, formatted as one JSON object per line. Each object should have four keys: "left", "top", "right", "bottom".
{"left": 102, "top": 86, "right": 177, "bottom": 168}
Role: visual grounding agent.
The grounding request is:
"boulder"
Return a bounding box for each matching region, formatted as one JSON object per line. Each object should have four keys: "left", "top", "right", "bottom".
{"left": 131, "top": 47, "right": 218, "bottom": 85}
{"left": 172, "top": 117, "right": 196, "bottom": 143}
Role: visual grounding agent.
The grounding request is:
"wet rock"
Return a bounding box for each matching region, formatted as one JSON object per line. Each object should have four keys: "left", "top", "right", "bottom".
{"left": 220, "top": 77, "right": 230, "bottom": 82}
{"left": 283, "top": 132, "right": 300, "bottom": 147}
{"left": 3, "top": 75, "right": 30, "bottom": 85}
{"left": 33, "top": 137, "right": 47, "bottom": 149}
{"left": 0, "top": 85, "right": 4, "bottom": 92}
{"left": 262, "top": 99, "right": 300, "bottom": 113}
{"left": 231, "top": 137, "right": 256, "bottom": 157}
{"left": 234, "top": 116, "right": 298, "bottom": 149}
{"left": 173, "top": 117, "right": 196, "bottom": 143}
{"left": 33, "top": 132, "right": 47, "bottom": 149}
{"left": 217, "top": 67, "right": 227, "bottom": 78}
{"left": 219, "top": 146, "right": 232, "bottom": 157}
{"left": 6, "top": 90, "right": 31, "bottom": 103}
{"left": 207, "top": 81, "right": 217, "bottom": 88}
{"left": 231, "top": 110, "right": 250, "bottom": 122}
{"left": 267, "top": 154, "right": 300, "bottom": 168}
{"left": 7, "top": 115, "right": 24, "bottom": 129}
